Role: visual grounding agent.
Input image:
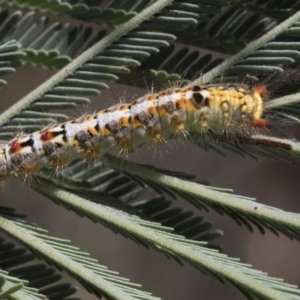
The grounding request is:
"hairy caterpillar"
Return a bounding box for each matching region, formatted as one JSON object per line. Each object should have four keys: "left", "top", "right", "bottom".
{"left": 0, "top": 84, "right": 267, "bottom": 181}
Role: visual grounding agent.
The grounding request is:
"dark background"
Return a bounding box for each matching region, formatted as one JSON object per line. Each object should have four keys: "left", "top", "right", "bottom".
{"left": 1, "top": 63, "right": 300, "bottom": 300}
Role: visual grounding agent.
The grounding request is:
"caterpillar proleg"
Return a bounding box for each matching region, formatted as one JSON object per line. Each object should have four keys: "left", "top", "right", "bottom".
{"left": 0, "top": 84, "right": 266, "bottom": 181}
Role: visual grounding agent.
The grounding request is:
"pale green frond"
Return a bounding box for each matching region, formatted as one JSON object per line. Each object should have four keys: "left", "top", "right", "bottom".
{"left": 0, "top": 0, "right": 218, "bottom": 71}
{"left": 241, "top": 1, "right": 297, "bottom": 19}
{"left": 0, "top": 1, "right": 285, "bottom": 77}
{"left": 0, "top": 40, "right": 24, "bottom": 87}
{"left": 266, "top": 92, "right": 300, "bottom": 111}
{"left": 0, "top": 0, "right": 174, "bottom": 139}
{"left": 33, "top": 183, "right": 300, "bottom": 300}
{"left": 0, "top": 237, "right": 80, "bottom": 299}
{"left": 229, "top": 135, "right": 300, "bottom": 163}
{"left": 38, "top": 160, "right": 223, "bottom": 250}
{"left": 0, "top": 271, "right": 45, "bottom": 300}
{"left": 264, "top": 91, "right": 300, "bottom": 123}
{"left": 186, "top": 132, "right": 300, "bottom": 164}
{"left": 1, "top": 0, "right": 223, "bottom": 29}
{"left": 2, "top": 0, "right": 137, "bottom": 27}
{"left": 193, "top": 10, "right": 300, "bottom": 85}
{"left": 178, "top": 6, "right": 274, "bottom": 53}
{"left": 104, "top": 154, "right": 300, "bottom": 240}
{"left": 132, "top": 196, "right": 224, "bottom": 251}
{"left": 0, "top": 1, "right": 297, "bottom": 81}
{"left": 0, "top": 10, "right": 75, "bottom": 68}
{"left": 0, "top": 216, "right": 160, "bottom": 300}
{"left": 121, "top": 3, "right": 300, "bottom": 87}
{"left": 0, "top": 205, "right": 82, "bottom": 299}
{"left": 250, "top": 135, "right": 300, "bottom": 159}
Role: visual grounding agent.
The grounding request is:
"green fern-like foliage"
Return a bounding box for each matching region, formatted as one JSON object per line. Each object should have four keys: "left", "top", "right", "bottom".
{"left": 1, "top": 0, "right": 300, "bottom": 299}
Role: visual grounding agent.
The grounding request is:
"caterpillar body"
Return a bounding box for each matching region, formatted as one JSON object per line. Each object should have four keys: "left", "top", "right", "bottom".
{"left": 0, "top": 84, "right": 266, "bottom": 181}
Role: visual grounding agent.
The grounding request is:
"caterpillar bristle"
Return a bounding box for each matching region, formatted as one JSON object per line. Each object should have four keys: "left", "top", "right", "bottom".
{"left": 253, "top": 85, "right": 267, "bottom": 96}
{"left": 252, "top": 118, "right": 267, "bottom": 128}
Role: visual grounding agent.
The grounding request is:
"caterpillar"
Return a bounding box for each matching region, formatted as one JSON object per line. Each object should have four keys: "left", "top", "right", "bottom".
{"left": 0, "top": 84, "right": 267, "bottom": 181}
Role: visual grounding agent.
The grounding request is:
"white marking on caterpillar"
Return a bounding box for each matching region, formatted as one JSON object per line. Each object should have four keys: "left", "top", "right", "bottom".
{"left": 0, "top": 84, "right": 267, "bottom": 181}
